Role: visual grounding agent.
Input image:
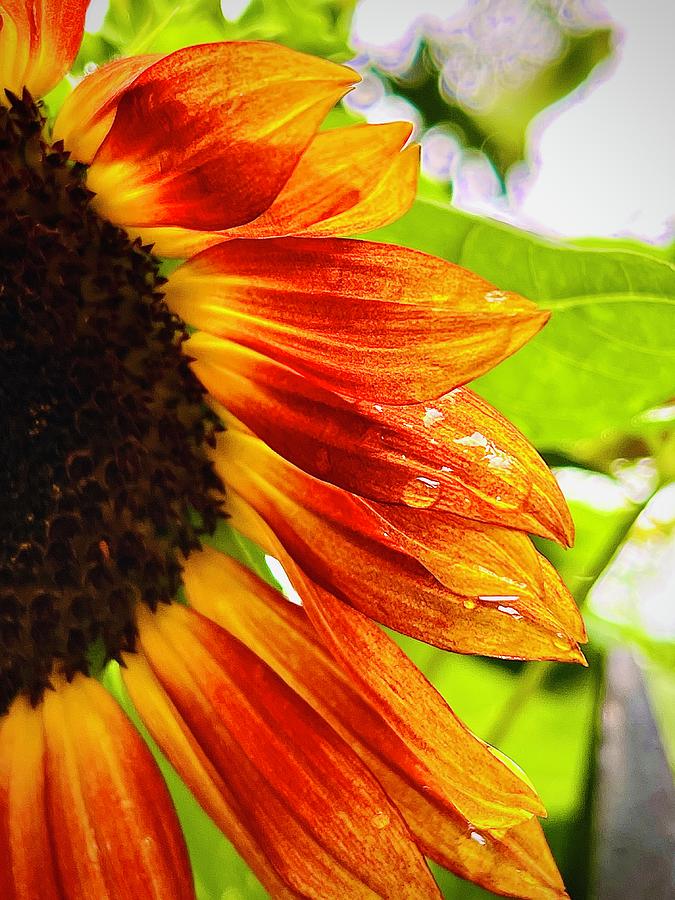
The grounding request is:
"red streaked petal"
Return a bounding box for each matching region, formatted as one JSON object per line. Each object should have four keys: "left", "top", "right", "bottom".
{"left": 366, "top": 505, "right": 584, "bottom": 645}
{"left": 216, "top": 430, "right": 585, "bottom": 662}
{"left": 167, "top": 237, "right": 548, "bottom": 403}
{"left": 53, "top": 54, "right": 161, "bottom": 163}
{"left": 0, "top": 0, "right": 86, "bottom": 97}
{"left": 183, "top": 548, "right": 567, "bottom": 899}
{"left": 120, "top": 654, "right": 298, "bottom": 900}
{"left": 189, "top": 333, "right": 572, "bottom": 544}
{"left": 41, "top": 674, "right": 194, "bottom": 900}
{"left": 85, "top": 43, "right": 356, "bottom": 247}
{"left": 114, "top": 140, "right": 417, "bottom": 256}
{"left": 0, "top": 695, "right": 60, "bottom": 900}
{"left": 375, "top": 771, "right": 568, "bottom": 900}
{"left": 299, "top": 144, "right": 419, "bottom": 237}
{"left": 136, "top": 603, "right": 440, "bottom": 899}
{"left": 220, "top": 491, "right": 550, "bottom": 833}
{"left": 300, "top": 585, "right": 546, "bottom": 831}
{"left": 225, "top": 122, "right": 418, "bottom": 238}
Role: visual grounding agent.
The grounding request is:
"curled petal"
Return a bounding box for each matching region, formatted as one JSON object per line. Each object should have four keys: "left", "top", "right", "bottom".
{"left": 215, "top": 429, "right": 585, "bottom": 662}
{"left": 189, "top": 333, "right": 573, "bottom": 544}
{"left": 85, "top": 43, "right": 356, "bottom": 251}
{"left": 183, "top": 548, "right": 567, "bottom": 899}
{"left": 226, "top": 122, "right": 418, "bottom": 239}
{"left": 167, "top": 237, "right": 549, "bottom": 402}
{"left": 100, "top": 125, "right": 417, "bottom": 256}
{"left": 0, "top": 0, "right": 86, "bottom": 98}
{"left": 15, "top": 674, "right": 194, "bottom": 900}
{"left": 135, "top": 603, "right": 440, "bottom": 899}
{"left": 53, "top": 54, "right": 161, "bottom": 163}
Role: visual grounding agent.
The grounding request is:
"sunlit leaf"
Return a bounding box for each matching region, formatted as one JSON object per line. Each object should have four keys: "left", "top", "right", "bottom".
{"left": 368, "top": 200, "right": 675, "bottom": 450}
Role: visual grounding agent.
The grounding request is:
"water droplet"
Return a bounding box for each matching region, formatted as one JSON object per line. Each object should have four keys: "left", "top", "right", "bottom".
{"left": 463, "top": 599, "right": 476, "bottom": 610}
{"left": 478, "top": 594, "right": 519, "bottom": 604}
{"left": 553, "top": 635, "right": 570, "bottom": 651}
{"left": 484, "top": 290, "right": 507, "bottom": 303}
{"left": 454, "top": 431, "right": 489, "bottom": 449}
{"left": 497, "top": 605, "right": 523, "bottom": 619}
{"left": 372, "top": 811, "right": 390, "bottom": 829}
{"left": 470, "top": 831, "right": 487, "bottom": 845}
{"left": 423, "top": 407, "right": 445, "bottom": 428}
{"left": 402, "top": 476, "right": 441, "bottom": 509}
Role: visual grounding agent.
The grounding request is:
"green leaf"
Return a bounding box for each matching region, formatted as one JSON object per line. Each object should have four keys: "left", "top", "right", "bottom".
{"left": 367, "top": 200, "right": 675, "bottom": 450}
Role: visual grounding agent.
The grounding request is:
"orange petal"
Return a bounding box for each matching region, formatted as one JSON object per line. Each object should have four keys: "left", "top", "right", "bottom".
{"left": 136, "top": 603, "right": 440, "bottom": 899}
{"left": 189, "top": 333, "right": 573, "bottom": 544}
{"left": 300, "top": 585, "right": 547, "bottom": 831}
{"left": 167, "top": 237, "right": 549, "bottom": 402}
{"left": 85, "top": 43, "right": 356, "bottom": 250}
{"left": 539, "top": 554, "right": 587, "bottom": 643}
{"left": 217, "top": 491, "right": 551, "bottom": 834}
{"left": 183, "top": 548, "right": 567, "bottom": 899}
{"left": 216, "top": 429, "right": 585, "bottom": 662}
{"left": 0, "top": 695, "right": 61, "bottom": 899}
{"left": 0, "top": 0, "right": 86, "bottom": 98}
{"left": 53, "top": 54, "right": 161, "bottom": 163}
{"left": 377, "top": 773, "right": 569, "bottom": 900}
{"left": 120, "top": 654, "right": 298, "bottom": 900}
{"left": 225, "top": 121, "right": 418, "bottom": 238}
{"left": 127, "top": 136, "right": 418, "bottom": 256}
{"left": 41, "top": 674, "right": 195, "bottom": 899}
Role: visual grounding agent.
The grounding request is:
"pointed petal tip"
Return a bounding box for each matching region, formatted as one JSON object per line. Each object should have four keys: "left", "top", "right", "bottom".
{"left": 528, "top": 478, "right": 575, "bottom": 548}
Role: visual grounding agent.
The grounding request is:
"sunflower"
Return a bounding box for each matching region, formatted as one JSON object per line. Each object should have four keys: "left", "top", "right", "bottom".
{"left": 0, "top": 2, "right": 586, "bottom": 898}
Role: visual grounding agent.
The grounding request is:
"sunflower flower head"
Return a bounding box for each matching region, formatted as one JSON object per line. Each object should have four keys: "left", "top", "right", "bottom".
{"left": 1, "top": 3, "right": 583, "bottom": 899}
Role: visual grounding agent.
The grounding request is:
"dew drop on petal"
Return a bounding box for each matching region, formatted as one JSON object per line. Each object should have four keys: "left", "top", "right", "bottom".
{"left": 463, "top": 599, "right": 477, "bottom": 610}
{"left": 402, "top": 476, "right": 441, "bottom": 509}
{"left": 372, "top": 811, "right": 390, "bottom": 830}
{"left": 470, "top": 831, "right": 487, "bottom": 846}
{"left": 484, "top": 290, "right": 507, "bottom": 303}
{"left": 423, "top": 406, "right": 445, "bottom": 428}
{"left": 497, "top": 605, "right": 523, "bottom": 619}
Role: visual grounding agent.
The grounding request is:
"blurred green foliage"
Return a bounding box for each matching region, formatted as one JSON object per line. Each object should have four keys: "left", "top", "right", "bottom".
{"left": 380, "top": 28, "right": 612, "bottom": 180}
{"left": 74, "top": 0, "right": 355, "bottom": 71}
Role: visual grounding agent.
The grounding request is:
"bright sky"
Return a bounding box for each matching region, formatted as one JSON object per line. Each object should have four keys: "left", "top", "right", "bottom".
{"left": 514, "top": 0, "right": 675, "bottom": 241}
{"left": 351, "top": 0, "right": 674, "bottom": 243}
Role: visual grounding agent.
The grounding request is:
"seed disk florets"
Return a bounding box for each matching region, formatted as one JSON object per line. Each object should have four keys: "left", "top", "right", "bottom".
{"left": 0, "top": 90, "right": 224, "bottom": 713}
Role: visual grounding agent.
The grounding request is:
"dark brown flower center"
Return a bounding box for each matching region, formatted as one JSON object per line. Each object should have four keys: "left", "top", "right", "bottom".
{"left": 0, "top": 89, "right": 224, "bottom": 714}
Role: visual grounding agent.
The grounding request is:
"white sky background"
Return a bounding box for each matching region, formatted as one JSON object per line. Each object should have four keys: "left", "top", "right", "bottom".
{"left": 351, "top": 0, "right": 675, "bottom": 243}
{"left": 514, "top": 0, "right": 675, "bottom": 242}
